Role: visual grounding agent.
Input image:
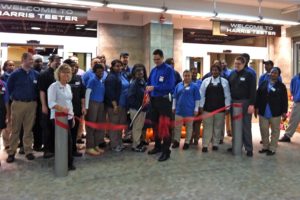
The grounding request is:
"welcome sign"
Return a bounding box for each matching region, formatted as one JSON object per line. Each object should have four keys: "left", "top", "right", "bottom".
{"left": 219, "top": 21, "right": 281, "bottom": 37}
{"left": 0, "top": 2, "right": 88, "bottom": 24}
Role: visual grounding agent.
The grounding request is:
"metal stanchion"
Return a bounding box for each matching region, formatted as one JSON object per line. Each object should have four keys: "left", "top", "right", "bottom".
{"left": 232, "top": 104, "right": 243, "bottom": 156}
{"left": 54, "top": 113, "right": 68, "bottom": 177}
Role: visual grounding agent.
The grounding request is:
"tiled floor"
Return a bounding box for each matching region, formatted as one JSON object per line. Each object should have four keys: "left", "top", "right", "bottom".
{"left": 1, "top": 123, "right": 300, "bottom": 200}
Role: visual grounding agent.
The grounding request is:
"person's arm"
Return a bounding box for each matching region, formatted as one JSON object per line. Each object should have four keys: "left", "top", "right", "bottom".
{"left": 85, "top": 89, "right": 92, "bottom": 110}
{"left": 6, "top": 73, "right": 15, "bottom": 98}
{"left": 199, "top": 79, "right": 207, "bottom": 109}
{"left": 290, "top": 77, "right": 295, "bottom": 96}
{"left": 194, "top": 85, "right": 201, "bottom": 115}
{"left": 172, "top": 86, "right": 178, "bottom": 113}
{"left": 281, "top": 84, "right": 288, "bottom": 121}
{"left": 3, "top": 83, "right": 10, "bottom": 122}
{"left": 105, "top": 75, "right": 120, "bottom": 113}
{"left": 80, "top": 78, "right": 86, "bottom": 115}
{"left": 222, "top": 79, "right": 231, "bottom": 109}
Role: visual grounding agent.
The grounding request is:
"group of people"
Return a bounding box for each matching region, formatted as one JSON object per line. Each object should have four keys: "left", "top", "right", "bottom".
{"left": 1, "top": 49, "right": 300, "bottom": 171}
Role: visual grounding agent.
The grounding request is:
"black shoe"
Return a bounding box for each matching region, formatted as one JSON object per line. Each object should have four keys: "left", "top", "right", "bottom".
{"left": 77, "top": 139, "right": 85, "bottom": 144}
{"left": 6, "top": 154, "right": 15, "bottom": 163}
{"left": 19, "top": 147, "right": 25, "bottom": 155}
{"left": 212, "top": 146, "right": 218, "bottom": 151}
{"left": 68, "top": 165, "right": 76, "bottom": 171}
{"left": 26, "top": 153, "right": 35, "bottom": 160}
{"left": 219, "top": 140, "right": 224, "bottom": 144}
{"left": 43, "top": 152, "right": 54, "bottom": 159}
{"left": 202, "top": 147, "right": 208, "bottom": 153}
{"left": 148, "top": 148, "right": 162, "bottom": 155}
{"left": 172, "top": 140, "right": 180, "bottom": 148}
{"left": 141, "top": 140, "right": 149, "bottom": 146}
{"left": 227, "top": 148, "right": 232, "bottom": 152}
{"left": 98, "top": 142, "right": 107, "bottom": 148}
{"left": 279, "top": 135, "right": 291, "bottom": 143}
{"left": 158, "top": 153, "right": 170, "bottom": 162}
{"left": 73, "top": 151, "right": 83, "bottom": 157}
{"left": 183, "top": 143, "right": 189, "bottom": 150}
{"left": 258, "top": 149, "right": 269, "bottom": 154}
{"left": 246, "top": 151, "right": 253, "bottom": 157}
{"left": 266, "top": 150, "right": 276, "bottom": 156}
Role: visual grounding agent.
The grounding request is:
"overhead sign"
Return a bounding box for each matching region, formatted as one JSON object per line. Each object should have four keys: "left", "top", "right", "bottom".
{"left": 218, "top": 21, "right": 281, "bottom": 37}
{"left": 0, "top": 2, "right": 88, "bottom": 24}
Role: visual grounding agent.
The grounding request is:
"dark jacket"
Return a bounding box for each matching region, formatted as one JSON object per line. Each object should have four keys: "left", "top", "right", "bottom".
{"left": 255, "top": 80, "right": 288, "bottom": 117}
{"left": 127, "top": 78, "right": 146, "bottom": 110}
{"left": 104, "top": 72, "right": 122, "bottom": 108}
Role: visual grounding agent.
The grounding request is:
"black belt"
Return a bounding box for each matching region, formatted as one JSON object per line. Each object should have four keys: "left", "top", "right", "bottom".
{"left": 14, "top": 99, "right": 36, "bottom": 102}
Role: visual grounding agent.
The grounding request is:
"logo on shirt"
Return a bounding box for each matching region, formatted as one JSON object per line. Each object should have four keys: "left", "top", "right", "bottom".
{"left": 159, "top": 76, "right": 164, "bottom": 82}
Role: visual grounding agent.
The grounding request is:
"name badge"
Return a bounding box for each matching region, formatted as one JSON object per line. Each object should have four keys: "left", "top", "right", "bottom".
{"left": 271, "top": 87, "right": 276, "bottom": 92}
{"left": 159, "top": 76, "right": 164, "bottom": 82}
{"left": 185, "top": 87, "right": 190, "bottom": 90}
{"left": 2, "top": 87, "right": 5, "bottom": 92}
{"left": 75, "top": 82, "right": 80, "bottom": 85}
{"left": 240, "top": 77, "right": 246, "bottom": 81}
{"left": 33, "top": 80, "right": 37, "bottom": 84}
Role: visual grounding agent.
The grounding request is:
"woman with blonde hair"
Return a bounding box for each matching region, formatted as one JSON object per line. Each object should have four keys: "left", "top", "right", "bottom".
{"left": 47, "top": 64, "right": 75, "bottom": 171}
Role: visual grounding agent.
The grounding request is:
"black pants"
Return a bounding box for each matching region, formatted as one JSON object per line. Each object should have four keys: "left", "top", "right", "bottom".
{"left": 70, "top": 116, "right": 80, "bottom": 153}
{"left": 151, "top": 97, "right": 172, "bottom": 154}
{"left": 41, "top": 113, "right": 55, "bottom": 153}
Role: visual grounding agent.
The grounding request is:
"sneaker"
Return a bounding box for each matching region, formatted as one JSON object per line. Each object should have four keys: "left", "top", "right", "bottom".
{"left": 266, "top": 150, "right": 276, "bottom": 156}
{"left": 182, "top": 143, "right": 189, "bottom": 150}
{"left": 212, "top": 146, "right": 218, "bottom": 151}
{"left": 19, "top": 147, "right": 25, "bottom": 155}
{"left": 279, "top": 135, "right": 291, "bottom": 143}
{"left": 86, "top": 148, "right": 101, "bottom": 156}
{"left": 6, "top": 154, "right": 15, "bottom": 163}
{"left": 202, "top": 147, "right": 208, "bottom": 153}
{"left": 172, "top": 140, "right": 180, "bottom": 148}
{"left": 95, "top": 146, "right": 104, "bottom": 154}
{"left": 258, "top": 149, "right": 269, "bottom": 154}
{"left": 26, "top": 153, "right": 35, "bottom": 160}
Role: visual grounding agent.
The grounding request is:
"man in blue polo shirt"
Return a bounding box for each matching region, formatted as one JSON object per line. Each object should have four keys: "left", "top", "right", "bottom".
{"left": 279, "top": 73, "right": 300, "bottom": 142}
{"left": 82, "top": 57, "right": 107, "bottom": 86}
{"left": 172, "top": 70, "right": 200, "bottom": 150}
{"left": 6, "top": 53, "right": 39, "bottom": 163}
{"left": 147, "top": 49, "right": 175, "bottom": 162}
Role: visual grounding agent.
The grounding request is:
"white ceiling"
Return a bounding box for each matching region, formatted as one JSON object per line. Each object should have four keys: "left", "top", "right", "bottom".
{"left": 213, "top": 0, "right": 298, "bottom": 9}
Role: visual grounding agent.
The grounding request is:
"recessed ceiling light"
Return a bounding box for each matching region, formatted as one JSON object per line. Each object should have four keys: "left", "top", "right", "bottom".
{"left": 31, "top": 27, "right": 41, "bottom": 30}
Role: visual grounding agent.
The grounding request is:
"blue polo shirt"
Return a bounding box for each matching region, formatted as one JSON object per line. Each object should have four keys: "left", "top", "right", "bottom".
{"left": 82, "top": 69, "right": 107, "bottom": 86}
{"left": 119, "top": 74, "right": 130, "bottom": 107}
{"left": 291, "top": 74, "right": 300, "bottom": 102}
{"left": 148, "top": 63, "right": 175, "bottom": 97}
{"left": 7, "top": 68, "right": 39, "bottom": 101}
{"left": 264, "top": 81, "right": 274, "bottom": 119}
{"left": 174, "top": 82, "right": 200, "bottom": 117}
{"left": 86, "top": 76, "right": 105, "bottom": 103}
{"left": 193, "top": 79, "right": 202, "bottom": 90}
{"left": 259, "top": 73, "right": 282, "bottom": 86}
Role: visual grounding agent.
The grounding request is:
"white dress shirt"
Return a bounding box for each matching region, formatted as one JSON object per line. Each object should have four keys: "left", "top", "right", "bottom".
{"left": 47, "top": 81, "right": 74, "bottom": 120}
{"left": 199, "top": 76, "right": 231, "bottom": 109}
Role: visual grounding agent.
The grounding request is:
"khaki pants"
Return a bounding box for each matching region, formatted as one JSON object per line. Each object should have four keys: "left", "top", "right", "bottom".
{"left": 259, "top": 116, "right": 281, "bottom": 152}
{"left": 174, "top": 115, "right": 193, "bottom": 144}
{"left": 8, "top": 101, "right": 37, "bottom": 155}
{"left": 107, "top": 107, "right": 127, "bottom": 148}
{"left": 85, "top": 101, "right": 106, "bottom": 149}
{"left": 202, "top": 112, "right": 225, "bottom": 147}
{"left": 129, "top": 109, "right": 146, "bottom": 148}
{"left": 285, "top": 102, "right": 300, "bottom": 138}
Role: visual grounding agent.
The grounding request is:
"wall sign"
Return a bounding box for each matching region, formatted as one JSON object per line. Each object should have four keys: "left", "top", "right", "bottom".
{"left": 0, "top": 2, "right": 88, "bottom": 24}
{"left": 218, "top": 21, "right": 281, "bottom": 37}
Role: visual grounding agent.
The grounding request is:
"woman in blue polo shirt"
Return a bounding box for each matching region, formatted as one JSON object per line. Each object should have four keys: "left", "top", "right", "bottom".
{"left": 200, "top": 64, "right": 231, "bottom": 153}
{"left": 85, "top": 64, "right": 106, "bottom": 156}
{"left": 172, "top": 70, "right": 200, "bottom": 150}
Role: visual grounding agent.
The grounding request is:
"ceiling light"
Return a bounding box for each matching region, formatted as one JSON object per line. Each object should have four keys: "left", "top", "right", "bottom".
{"left": 41, "top": 0, "right": 104, "bottom": 7}
{"left": 107, "top": 3, "right": 164, "bottom": 13}
{"left": 75, "top": 24, "right": 85, "bottom": 27}
{"left": 216, "top": 13, "right": 260, "bottom": 21}
{"left": 261, "top": 18, "right": 300, "bottom": 25}
{"left": 76, "top": 27, "right": 82, "bottom": 30}
{"left": 84, "top": 28, "right": 97, "bottom": 31}
{"left": 166, "top": 9, "right": 214, "bottom": 17}
{"left": 31, "top": 27, "right": 41, "bottom": 30}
